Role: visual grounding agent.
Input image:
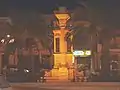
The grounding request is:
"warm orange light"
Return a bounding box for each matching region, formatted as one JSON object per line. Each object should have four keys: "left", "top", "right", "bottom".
{"left": 55, "top": 13, "right": 70, "bottom": 29}
{"left": 50, "top": 7, "right": 74, "bottom": 81}
{"left": 55, "top": 14, "right": 70, "bottom": 20}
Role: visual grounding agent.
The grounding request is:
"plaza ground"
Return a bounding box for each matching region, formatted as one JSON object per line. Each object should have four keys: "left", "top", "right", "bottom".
{"left": 10, "top": 82, "right": 120, "bottom": 90}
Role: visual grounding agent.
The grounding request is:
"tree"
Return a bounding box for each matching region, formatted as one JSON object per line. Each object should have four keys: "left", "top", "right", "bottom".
{"left": 9, "top": 10, "right": 48, "bottom": 38}
{"left": 100, "top": 29, "right": 113, "bottom": 80}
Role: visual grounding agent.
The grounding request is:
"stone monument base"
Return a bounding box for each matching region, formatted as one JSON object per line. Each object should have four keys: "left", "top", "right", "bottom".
{"left": 45, "top": 68, "right": 74, "bottom": 82}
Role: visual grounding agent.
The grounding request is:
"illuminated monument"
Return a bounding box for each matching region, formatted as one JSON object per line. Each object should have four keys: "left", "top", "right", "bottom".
{"left": 50, "top": 7, "right": 74, "bottom": 81}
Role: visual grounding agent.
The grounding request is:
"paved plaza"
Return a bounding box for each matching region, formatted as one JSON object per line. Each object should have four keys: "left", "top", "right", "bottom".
{"left": 10, "top": 82, "right": 120, "bottom": 90}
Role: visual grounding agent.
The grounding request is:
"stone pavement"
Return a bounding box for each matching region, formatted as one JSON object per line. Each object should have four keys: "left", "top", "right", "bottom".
{"left": 11, "top": 82, "right": 120, "bottom": 90}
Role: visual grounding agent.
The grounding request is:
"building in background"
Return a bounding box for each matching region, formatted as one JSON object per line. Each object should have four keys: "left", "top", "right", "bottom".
{"left": 0, "top": 17, "right": 12, "bottom": 37}
{"left": 97, "top": 30, "right": 120, "bottom": 76}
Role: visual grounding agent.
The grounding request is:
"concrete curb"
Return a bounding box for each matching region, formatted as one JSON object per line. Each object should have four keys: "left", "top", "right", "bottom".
{"left": 10, "top": 82, "right": 120, "bottom": 87}
{"left": 10, "top": 82, "right": 120, "bottom": 90}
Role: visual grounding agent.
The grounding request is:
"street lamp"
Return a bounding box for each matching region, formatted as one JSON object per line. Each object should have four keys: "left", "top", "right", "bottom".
{"left": 9, "top": 38, "right": 15, "bottom": 43}
{"left": 7, "top": 34, "right": 10, "bottom": 38}
{"left": 73, "top": 50, "right": 92, "bottom": 81}
{"left": 1, "top": 39, "right": 5, "bottom": 43}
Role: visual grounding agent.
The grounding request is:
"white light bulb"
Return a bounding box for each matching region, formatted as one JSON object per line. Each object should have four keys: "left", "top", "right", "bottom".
{"left": 1, "top": 39, "right": 5, "bottom": 43}
{"left": 9, "top": 39, "right": 15, "bottom": 43}
{"left": 7, "top": 34, "right": 10, "bottom": 38}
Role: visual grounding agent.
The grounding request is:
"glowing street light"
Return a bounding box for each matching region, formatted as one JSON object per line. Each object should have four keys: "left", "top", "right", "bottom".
{"left": 9, "top": 39, "right": 15, "bottom": 43}
{"left": 1, "top": 39, "right": 5, "bottom": 43}
{"left": 7, "top": 34, "right": 10, "bottom": 38}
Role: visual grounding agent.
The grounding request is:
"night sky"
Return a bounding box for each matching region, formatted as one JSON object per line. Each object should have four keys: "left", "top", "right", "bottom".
{"left": 0, "top": 0, "right": 79, "bottom": 14}
{"left": 0, "top": 0, "right": 83, "bottom": 37}
{"left": 0, "top": 0, "right": 119, "bottom": 14}
{"left": 0, "top": 0, "right": 120, "bottom": 35}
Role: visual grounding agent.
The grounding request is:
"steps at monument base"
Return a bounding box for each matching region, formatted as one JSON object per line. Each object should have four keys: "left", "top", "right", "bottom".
{"left": 45, "top": 76, "right": 58, "bottom": 80}
{"left": 45, "top": 76, "right": 70, "bottom": 83}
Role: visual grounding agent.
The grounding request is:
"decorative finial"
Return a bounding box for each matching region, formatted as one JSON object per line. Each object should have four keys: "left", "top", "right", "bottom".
{"left": 54, "top": 7, "right": 70, "bottom": 29}
{"left": 58, "top": 7, "right": 67, "bottom": 13}
{"left": 54, "top": 7, "right": 68, "bottom": 14}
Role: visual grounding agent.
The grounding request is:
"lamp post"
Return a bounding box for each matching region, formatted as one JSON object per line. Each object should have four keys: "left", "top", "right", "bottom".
{"left": 73, "top": 50, "right": 91, "bottom": 81}
{"left": 0, "top": 49, "right": 3, "bottom": 74}
{"left": 0, "top": 34, "right": 15, "bottom": 73}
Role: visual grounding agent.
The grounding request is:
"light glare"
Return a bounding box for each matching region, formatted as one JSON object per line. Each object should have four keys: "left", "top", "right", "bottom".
{"left": 7, "top": 34, "right": 10, "bottom": 38}
{"left": 1, "top": 39, "right": 5, "bottom": 43}
{"left": 85, "top": 51, "right": 91, "bottom": 55}
{"left": 73, "top": 50, "right": 84, "bottom": 56}
{"left": 9, "top": 39, "right": 15, "bottom": 43}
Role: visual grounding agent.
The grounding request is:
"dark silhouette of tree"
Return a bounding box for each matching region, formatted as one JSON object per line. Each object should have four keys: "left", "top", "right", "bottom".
{"left": 100, "top": 28, "right": 113, "bottom": 81}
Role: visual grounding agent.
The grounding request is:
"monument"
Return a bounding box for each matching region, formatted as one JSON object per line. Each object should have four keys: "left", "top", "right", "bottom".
{"left": 50, "top": 7, "right": 74, "bottom": 81}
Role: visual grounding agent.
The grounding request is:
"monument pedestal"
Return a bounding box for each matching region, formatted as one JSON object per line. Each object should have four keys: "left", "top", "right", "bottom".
{"left": 58, "top": 67, "right": 68, "bottom": 80}
{"left": 45, "top": 67, "right": 74, "bottom": 82}
{"left": 50, "top": 67, "right": 69, "bottom": 80}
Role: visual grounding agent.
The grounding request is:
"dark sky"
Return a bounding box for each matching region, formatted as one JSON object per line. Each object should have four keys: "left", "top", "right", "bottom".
{"left": 0, "top": 0, "right": 79, "bottom": 14}
{"left": 0, "top": 0, "right": 120, "bottom": 30}
{"left": 85, "top": 0, "right": 120, "bottom": 30}
{"left": 0, "top": 0, "right": 120, "bottom": 18}
{"left": 0, "top": 0, "right": 83, "bottom": 37}
{"left": 0, "top": 0, "right": 119, "bottom": 12}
